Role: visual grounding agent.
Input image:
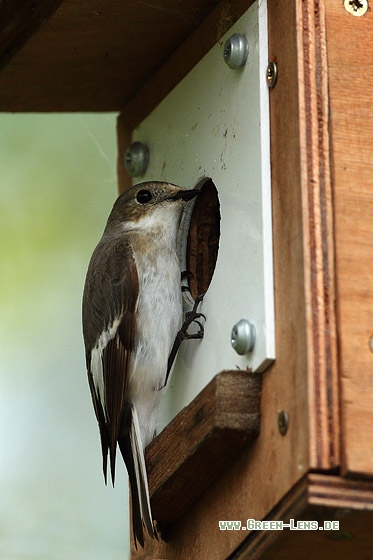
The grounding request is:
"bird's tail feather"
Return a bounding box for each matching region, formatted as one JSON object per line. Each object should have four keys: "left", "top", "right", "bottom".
{"left": 119, "top": 403, "right": 155, "bottom": 548}
{"left": 130, "top": 405, "right": 155, "bottom": 540}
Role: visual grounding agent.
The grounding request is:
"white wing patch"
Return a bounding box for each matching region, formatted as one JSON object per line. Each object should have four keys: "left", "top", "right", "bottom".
{"left": 90, "top": 317, "right": 121, "bottom": 421}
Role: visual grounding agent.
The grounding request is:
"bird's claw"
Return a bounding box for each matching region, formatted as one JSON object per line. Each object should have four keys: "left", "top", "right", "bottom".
{"left": 160, "top": 294, "right": 206, "bottom": 391}
{"left": 179, "top": 293, "right": 205, "bottom": 339}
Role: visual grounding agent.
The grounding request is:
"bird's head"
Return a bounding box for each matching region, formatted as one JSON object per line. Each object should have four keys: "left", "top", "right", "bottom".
{"left": 105, "top": 181, "right": 200, "bottom": 233}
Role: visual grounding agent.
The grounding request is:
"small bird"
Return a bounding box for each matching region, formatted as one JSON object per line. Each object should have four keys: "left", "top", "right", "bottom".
{"left": 82, "top": 181, "right": 202, "bottom": 547}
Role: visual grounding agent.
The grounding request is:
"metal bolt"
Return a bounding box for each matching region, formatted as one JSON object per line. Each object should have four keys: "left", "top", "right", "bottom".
{"left": 231, "top": 319, "right": 256, "bottom": 355}
{"left": 344, "top": 0, "right": 368, "bottom": 16}
{"left": 266, "top": 61, "right": 278, "bottom": 88}
{"left": 223, "top": 34, "right": 249, "bottom": 69}
{"left": 124, "top": 141, "right": 149, "bottom": 177}
{"left": 278, "top": 410, "right": 289, "bottom": 436}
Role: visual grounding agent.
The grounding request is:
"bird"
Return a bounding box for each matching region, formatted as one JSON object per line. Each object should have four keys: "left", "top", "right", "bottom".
{"left": 82, "top": 181, "right": 203, "bottom": 547}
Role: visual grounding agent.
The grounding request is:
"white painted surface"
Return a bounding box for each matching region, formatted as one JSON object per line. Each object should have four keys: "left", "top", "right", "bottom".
{"left": 132, "top": 0, "right": 274, "bottom": 429}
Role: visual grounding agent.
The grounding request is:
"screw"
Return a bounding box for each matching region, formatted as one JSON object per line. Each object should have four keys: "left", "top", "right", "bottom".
{"left": 344, "top": 0, "right": 368, "bottom": 16}
{"left": 231, "top": 319, "right": 256, "bottom": 355}
{"left": 124, "top": 141, "right": 149, "bottom": 177}
{"left": 223, "top": 34, "right": 249, "bottom": 69}
{"left": 266, "top": 61, "right": 278, "bottom": 88}
{"left": 369, "top": 335, "right": 373, "bottom": 352}
{"left": 278, "top": 410, "right": 289, "bottom": 436}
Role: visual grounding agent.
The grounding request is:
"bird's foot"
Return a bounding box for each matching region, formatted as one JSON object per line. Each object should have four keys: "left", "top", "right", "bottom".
{"left": 179, "top": 293, "right": 205, "bottom": 340}
{"left": 158, "top": 294, "right": 206, "bottom": 391}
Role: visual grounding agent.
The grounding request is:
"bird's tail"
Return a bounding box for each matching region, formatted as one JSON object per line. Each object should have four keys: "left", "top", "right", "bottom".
{"left": 119, "top": 403, "right": 155, "bottom": 548}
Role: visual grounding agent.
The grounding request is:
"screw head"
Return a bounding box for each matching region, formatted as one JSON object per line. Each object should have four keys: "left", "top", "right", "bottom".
{"left": 344, "top": 0, "right": 368, "bottom": 16}
{"left": 278, "top": 410, "right": 289, "bottom": 436}
{"left": 231, "top": 319, "right": 256, "bottom": 355}
{"left": 369, "top": 335, "right": 373, "bottom": 352}
{"left": 224, "top": 33, "right": 249, "bottom": 69}
{"left": 266, "top": 61, "right": 278, "bottom": 88}
{"left": 124, "top": 141, "right": 149, "bottom": 177}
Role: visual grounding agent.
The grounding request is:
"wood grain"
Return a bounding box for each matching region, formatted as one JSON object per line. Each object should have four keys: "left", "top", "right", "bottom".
{"left": 295, "top": 0, "right": 340, "bottom": 470}
{"left": 236, "top": 474, "right": 373, "bottom": 559}
{"left": 0, "top": 0, "right": 221, "bottom": 111}
{"left": 146, "top": 370, "right": 262, "bottom": 524}
{"left": 232, "top": 476, "right": 309, "bottom": 559}
{"left": 308, "top": 473, "right": 373, "bottom": 510}
{"left": 0, "top": 0, "right": 63, "bottom": 70}
{"left": 262, "top": 502, "right": 373, "bottom": 559}
{"left": 324, "top": 1, "right": 373, "bottom": 477}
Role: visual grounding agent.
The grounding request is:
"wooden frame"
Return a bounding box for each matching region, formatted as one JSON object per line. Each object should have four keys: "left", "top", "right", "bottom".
{"left": 237, "top": 474, "right": 373, "bottom": 560}
{"left": 117, "top": 0, "right": 373, "bottom": 557}
{"left": 0, "top": 0, "right": 231, "bottom": 111}
{"left": 0, "top": 0, "right": 63, "bottom": 70}
{"left": 324, "top": 0, "right": 373, "bottom": 479}
{"left": 296, "top": 0, "right": 340, "bottom": 471}
{"left": 1, "top": 0, "right": 371, "bottom": 556}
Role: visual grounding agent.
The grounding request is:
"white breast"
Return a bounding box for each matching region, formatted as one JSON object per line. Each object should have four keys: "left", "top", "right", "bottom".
{"left": 127, "top": 229, "right": 183, "bottom": 447}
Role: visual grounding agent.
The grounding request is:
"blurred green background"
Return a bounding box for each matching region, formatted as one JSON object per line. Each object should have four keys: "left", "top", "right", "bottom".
{"left": 0, "top": 114, "right": 130, "bottom": 559}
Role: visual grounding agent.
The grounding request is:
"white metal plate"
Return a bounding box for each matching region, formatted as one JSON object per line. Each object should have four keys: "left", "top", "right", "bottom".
{"left": 132, "top": 0, "right": 274, "bottom": 429}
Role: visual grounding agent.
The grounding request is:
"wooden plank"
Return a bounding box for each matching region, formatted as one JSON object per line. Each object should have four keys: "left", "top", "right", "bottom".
{"left": 0, "top": 0, "right": 63, "bottom": 70}
{"left": 118, "top": 0, "right": 253, "bottom": 131}
{"left": 324, "top": 1, "right": 373, "bottom": 476}
{"left": 129, "top": 0, "right": 310, "bottom": 557}
{"left": 261, "top": 505, "right": 373, "bottom": 560}
{"left": 226, "top": 474, "right": 373, "bottom": 559}
{"left": 0, "top": 0, "right": 221, "bottom": 111}
{"left": 308, "top": 473, "right": 373, "bottom": 510}
{"left": 146, "top": 370, "right": 261, "bottom": 524}
{"left": 231, "top": 476, "right": 309, "bottom": 559}
{"left": 295, "top": 0, "right": 340, "bottom": 470}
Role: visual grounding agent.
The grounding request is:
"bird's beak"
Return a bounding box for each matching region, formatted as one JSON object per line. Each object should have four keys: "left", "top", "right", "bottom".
{"left": 168, "top": 188, "right": 200, "bottom": 202}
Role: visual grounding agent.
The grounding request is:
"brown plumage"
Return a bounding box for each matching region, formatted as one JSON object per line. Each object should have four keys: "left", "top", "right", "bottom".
{"left": 82, "top": 182, "right": 201, "bottom": 547}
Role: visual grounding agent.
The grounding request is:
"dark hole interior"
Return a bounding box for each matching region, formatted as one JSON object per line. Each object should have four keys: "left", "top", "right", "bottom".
{"left": 186, "top": 179, "right": 220, "bottom": 300}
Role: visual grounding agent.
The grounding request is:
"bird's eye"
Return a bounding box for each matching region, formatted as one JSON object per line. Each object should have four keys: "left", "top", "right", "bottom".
{"left": 136, "top": 189, "right": 152, "bottom": 204}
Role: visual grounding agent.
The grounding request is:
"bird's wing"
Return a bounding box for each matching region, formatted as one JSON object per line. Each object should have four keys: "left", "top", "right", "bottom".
{"left": 82, "top": 236, "right": 139, "bottom": 483}
{"left": 83, "top": 235, "right": 155, "bottom": 547}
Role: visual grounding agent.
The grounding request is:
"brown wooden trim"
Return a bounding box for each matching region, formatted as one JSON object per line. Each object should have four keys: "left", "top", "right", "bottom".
{"left": 245, "top": 474, "right": 373, "bottom": 560}
{"left": 0, "top": 0, "right": 63, "bottom": 70}
{"left": 295, "top": 0, "right": 340, "bottom": 471}
{"left": 118, "top": 0, "right": 254, "bottom": 132}
{"left": 324, "top": 0, "right": 373, "bottom": 479}
{"left": 146, "top": 370, "right": 262, "bottom": 524}
{"left": 229, "top": 473, "right": 373, "bottom": 559}
{"left": 308, "top": 473, "right": 373, "bottom": 510}
{"left": 229, "top": 476, "right": 308, "bottom": 560}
